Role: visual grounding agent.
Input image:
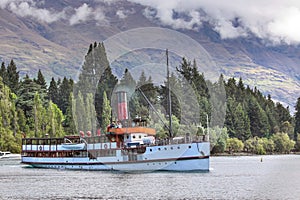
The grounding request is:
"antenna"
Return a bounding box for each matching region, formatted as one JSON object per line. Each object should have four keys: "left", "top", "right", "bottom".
{"left": 166, "top": 49, "right": 173, "bottom": 138}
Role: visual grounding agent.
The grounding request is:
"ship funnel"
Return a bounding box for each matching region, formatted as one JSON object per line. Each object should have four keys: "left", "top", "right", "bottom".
{"left": 116, "top": 91, "right": 128, "bottom": 121}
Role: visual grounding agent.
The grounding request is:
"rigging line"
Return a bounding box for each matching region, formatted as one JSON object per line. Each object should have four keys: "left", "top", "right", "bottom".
{"left": 137, "top": 87, "right": 170, "bottom": 132}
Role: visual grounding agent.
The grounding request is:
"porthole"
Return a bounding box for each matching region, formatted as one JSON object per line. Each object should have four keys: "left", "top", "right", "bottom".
{"left": 175, "top": 161, "right": 177, "bottom": 164}
{"left": 158, "top": 148, "right": 161, "bottom": 151}
{"left": 139, "top": 135, "right": 142, "bottom": 139}
{"left": 164, "top": 147, "right": 167, "bottom": 150}
{"left": 170, "top": 147, "right": 173, "bottom": 150}
{"left": 150, "top": 149, "right": 152, "bottom": 152}
{"left": 177, "top": 146, "right": 180, "bottom": 149}
{"left": 188, "top": 146, "right": 191, "bottom": 148}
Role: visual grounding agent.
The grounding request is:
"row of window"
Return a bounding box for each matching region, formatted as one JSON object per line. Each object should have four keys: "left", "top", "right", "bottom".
{"left": 146, "top": 161, "right": 177, "bottom": 166}
{"left": 149, "top": 145, "right": 191, "bottom": 152}
{"left": 125, "top": 134, "right": 147, "bottom": 139}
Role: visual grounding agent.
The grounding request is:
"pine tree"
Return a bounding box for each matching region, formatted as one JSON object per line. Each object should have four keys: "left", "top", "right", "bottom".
{"left": 48, "top": 77, "right": 59, "bottom": 105}
{"left": 17, "top": 75, "right": 42, "bottom": 119}
{"left": 0, "top": 62, "right": 7, "bottom": 84}
{"left": 294, "top": 97, "right": 300, "bottom": 141}
{"left": 58, "top": 77, "right": 73, "bottom": 114}
{"left": 35, "top": 69, "right": 47, "bottom": 90}
{"left": 94, "top": 66, "right": 118, "bottom": 128}
{"left": 247, "top": 96, "right": 270, "bottom": 137}
{"left": 234, "top": 103, "right": 251, "bottom": 141}
{"left": 34, "top": 69, "right": 48, "bottom": 103}
{"left": 6, "top": 60, "right": 19, "bottom": 94}
{"left": 76, "top": 42, "right": 110, "bottom": 97}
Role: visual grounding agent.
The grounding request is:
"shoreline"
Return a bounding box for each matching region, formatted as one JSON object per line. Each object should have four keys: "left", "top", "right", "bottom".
{"left": 211, "top": 152, "right": 300, "bottom": 157}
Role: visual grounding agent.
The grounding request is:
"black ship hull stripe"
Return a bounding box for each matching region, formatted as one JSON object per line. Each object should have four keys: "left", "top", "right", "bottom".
{"left": 22, "top": 155, "right": 209, "bottom": 166}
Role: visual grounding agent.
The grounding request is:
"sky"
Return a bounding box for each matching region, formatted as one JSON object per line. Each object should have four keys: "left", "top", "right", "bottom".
{"left": 1, "top": 0, "right": 300, "bottom": 45}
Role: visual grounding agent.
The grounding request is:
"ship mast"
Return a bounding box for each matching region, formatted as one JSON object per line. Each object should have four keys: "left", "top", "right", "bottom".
{"left": 166, "top": 49, "right": 173, "bottom": 138}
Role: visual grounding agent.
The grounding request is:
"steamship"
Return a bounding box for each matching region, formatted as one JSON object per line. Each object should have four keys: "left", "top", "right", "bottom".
{"left": 21, "top": 90, "right": 210, "bottom": 171}
{"left": 21, "top": 51, "right": 210, "bottom": 172}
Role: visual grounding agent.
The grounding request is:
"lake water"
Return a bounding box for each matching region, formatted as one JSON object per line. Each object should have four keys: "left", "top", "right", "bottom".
{"left": 1, "top": 155, "right": 300, "bottom": 199}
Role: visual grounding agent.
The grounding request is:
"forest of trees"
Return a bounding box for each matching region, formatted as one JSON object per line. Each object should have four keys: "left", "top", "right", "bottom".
{"left": 1, "top": 42, "right": 300, "bottom": 155}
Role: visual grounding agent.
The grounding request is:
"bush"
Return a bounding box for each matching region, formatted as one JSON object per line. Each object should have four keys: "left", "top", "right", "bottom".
{"left": 295, "top": 133, "right": 300, "bottom": 151}
{"left": 244, "top": 137, "right": 275, "bottom": 155}
{"left": 271, "top": 132, "right": 295, "bottom": 153}
{"left": 226, "top": 137, "right": 244, "bottom": 153}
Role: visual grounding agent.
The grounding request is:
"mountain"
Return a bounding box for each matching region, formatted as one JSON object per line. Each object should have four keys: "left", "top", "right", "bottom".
{"left": 0, "top": 0, "right": 299, "bottom": 110}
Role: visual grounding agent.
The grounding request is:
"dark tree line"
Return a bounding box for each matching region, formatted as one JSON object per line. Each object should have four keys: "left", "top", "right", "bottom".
{"left": 1, "top": 41, "right": 300, "bottom": 153}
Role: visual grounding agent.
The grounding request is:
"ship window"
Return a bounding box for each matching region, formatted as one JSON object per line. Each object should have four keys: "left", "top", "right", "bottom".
{"left": 126, "top": 135, "right": 129, "bottom": 139}
{"left": 158, "top": 148, "right": 161, "bottom": 151}
{"left": 170, "top": 147, "right": 173, "bottom": 150}
{"left": 177, "top": 146, "right": 180, "bottom": 149}
{"left": 175, "top": 161, "right": 177, "bottom": 164}
{"left": 164, "top": 147, "right": 167, "bottom": 150}
{"left": 133, "top": 135, "right": 136, "bottom": 139}
{"left": 189, "top": 146, "right": 191, "bottom": 148}
{"left": 139, "top": 135, "right": 141, "bottom": 139}
{"left": 150, "top": 149, "right": 152, "bottom": 152}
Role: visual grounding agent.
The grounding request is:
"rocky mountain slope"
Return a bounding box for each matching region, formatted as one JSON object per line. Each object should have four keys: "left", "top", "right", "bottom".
{"left": 0, "top": 0, "right": 299, "bottom": 109}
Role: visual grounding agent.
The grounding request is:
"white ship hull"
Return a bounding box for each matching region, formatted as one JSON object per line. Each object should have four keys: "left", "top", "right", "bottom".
{"left": 22, "top": 142, "right": 210, "bottom": 171}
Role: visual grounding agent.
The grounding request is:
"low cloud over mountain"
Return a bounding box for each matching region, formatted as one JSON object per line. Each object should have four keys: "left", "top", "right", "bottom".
{"left": 0, "top": 0, "right": 300, "bottom": 110}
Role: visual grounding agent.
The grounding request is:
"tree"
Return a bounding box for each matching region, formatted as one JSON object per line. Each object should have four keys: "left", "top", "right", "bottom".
{"left": 17, "top": 75, "right": 43, "bottom": 119}
{"left": 6, "top": 60, "right": 19, "bottom": 94}
{"left": 294, "top": 97, "right": 300, "bottom": 141}
{"left": 211, "top": 127, "right": 228, "bottom": 154}
{"left": 226, "top": 137, "right": 244, "bottom": 153}
{"left": 94, "top": 66, "right": 117, "bottom": 128}
{"left": 46, "top": 101, "right": 65, "bottom": 137}
{"left": 247, "top": 96, "right": 270, "bottom": 137}
{"left": 102, "top": 91, "right": 112, "bottom": 132}
{"left": 33, "top": 92, "right": 47, "bottom": 137}
{"left": 86, "top": 93, "right": 97, "bottom": 134}
{"left": 234, "top": 103, "right": 251, "bottom": 141}
{"left": 48, "top": 77, "right": 59, "bottom": 105}
{"left": 76, "top": 42, "right": 110, "bottom": 97}
{"left": 35, "top": 69, "right": 47, "bottom": 90}
{"left": 0, "top": 62, "right": 7, "bottom": 84}
{"left": 159, "top": 72, "right": 182, "bottom": 123}
{"left": 58, "top": 77, "right": 73, "bottom": 114}
{"left": 74, "top": 91, "right": 87, "bottom": 133}
{"left": 271, "top": 132, "right": 295, "bottom": 153}
{"left": 63, "top": 93, "right": 77, "bottom": 134}
{"left": 0, "top": 77, "right": 21, "bottom": 152}
{"left": 295, "top": 133, "right": 300, "bottom": 151}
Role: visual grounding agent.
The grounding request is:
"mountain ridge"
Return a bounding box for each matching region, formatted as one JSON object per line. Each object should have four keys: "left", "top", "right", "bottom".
{"left": 0, "top": 0, "right": 299, "bottom": 110}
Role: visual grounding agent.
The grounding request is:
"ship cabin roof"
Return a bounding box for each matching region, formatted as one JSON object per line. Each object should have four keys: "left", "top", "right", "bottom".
{"left": 107, "top": 118, "right": 156, "bottom": 136}
{"left": 108, "top": 127, "right": 156, "bottom": 136}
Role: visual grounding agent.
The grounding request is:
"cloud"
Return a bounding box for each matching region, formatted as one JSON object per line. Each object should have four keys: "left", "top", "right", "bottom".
{"left": 1, "top": 1, "right": 107, "bottom": 25}
{"left": 128, "top": 0, "right": 300, "bottom": 44}
{"left": 69, "top": 4, "right": 107, "bottom": 25}
{"left": 69, "top": 3, "right": 92, "bottom": 25}
{"left": 116, "top": 8, "right": 135, "bottom": 19}
{"left": 2, "top": 0, "right": 65, "bottom": 23}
